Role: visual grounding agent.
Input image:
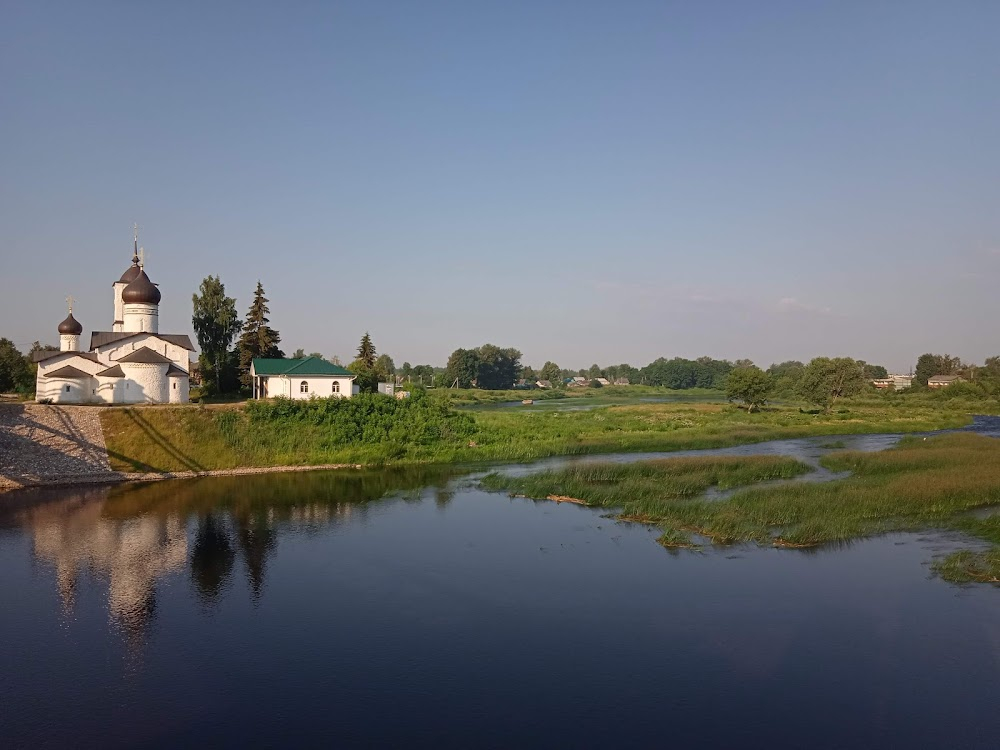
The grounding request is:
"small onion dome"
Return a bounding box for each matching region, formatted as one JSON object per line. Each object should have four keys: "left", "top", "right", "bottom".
{"left": 121, "top": 269, "right": 161, "bottom": 305}
{"left": 57, "top": 312, "right": 83, "bottom": 335}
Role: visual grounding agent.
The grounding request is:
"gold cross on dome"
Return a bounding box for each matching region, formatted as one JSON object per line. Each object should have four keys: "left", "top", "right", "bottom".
{"left": 66, "top": 295, "right": 74, "bottom": 313}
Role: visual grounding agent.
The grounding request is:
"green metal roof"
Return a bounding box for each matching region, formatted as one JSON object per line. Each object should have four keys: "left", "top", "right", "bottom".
{"left": 252, "top": 356, "right": 355, "bottom": 377}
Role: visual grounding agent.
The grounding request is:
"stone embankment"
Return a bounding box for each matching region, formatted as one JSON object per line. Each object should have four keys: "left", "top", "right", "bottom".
{"left": 0, "top": 403, "right": 117, "bottom": 490}
{"left": 0, "top": 403, "right": 362, "bottom": 493}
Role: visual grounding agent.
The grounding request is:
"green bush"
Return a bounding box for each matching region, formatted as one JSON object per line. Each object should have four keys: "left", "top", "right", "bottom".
{"left": 241, "top": 391, "right": 476, "bottom": 447}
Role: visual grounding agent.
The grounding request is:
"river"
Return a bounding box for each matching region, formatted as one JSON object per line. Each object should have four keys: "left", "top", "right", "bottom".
{"left": 3, "top": 420, "right": 1000, "bottom": 747}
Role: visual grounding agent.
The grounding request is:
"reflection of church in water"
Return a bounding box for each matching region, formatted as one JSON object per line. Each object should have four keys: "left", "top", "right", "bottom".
{"left": 14, "top": 486, "right": 367, "bottom": 644}
{"left": 9, "top": 468, "right": 447, "bottom": 648}
{"left": 26, "top": 489, "right": 189, "bottom": 641}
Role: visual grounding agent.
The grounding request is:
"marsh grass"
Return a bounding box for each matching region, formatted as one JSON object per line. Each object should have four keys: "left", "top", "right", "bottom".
{"left": 482, "top": 455, "right": 813, "bottom": 549}
{"left": 483, "top": 433, "right": 1000, "bottom": 581}
{"left": 931, "top": 549, "right": 1000, "bottom": 584}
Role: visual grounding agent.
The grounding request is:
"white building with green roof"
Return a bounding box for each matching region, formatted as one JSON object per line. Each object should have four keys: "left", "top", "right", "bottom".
{"left": 250, "top": 357, "right": 358, "bottom": 400}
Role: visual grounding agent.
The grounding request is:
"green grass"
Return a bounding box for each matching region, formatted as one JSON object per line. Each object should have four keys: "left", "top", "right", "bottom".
{"left": 482, "top": 432, "right": 1000, "bottom": 582}
{"left": 464, "top": 400, "right": 973, "bottom": 462}
{"left": 441, "top": 384, "right": 722, "bottom": 406}
{"left": 482, "top": 455, "right": 812, "bottom": 545}
{"left": 100, "top": 396, "right": 976, "bottom": 473}
{"left": 931, "top": 548, "right": 1000, "bottom": 584}
{"left": 101, "top": 392, "right": 476, "bottom": 472}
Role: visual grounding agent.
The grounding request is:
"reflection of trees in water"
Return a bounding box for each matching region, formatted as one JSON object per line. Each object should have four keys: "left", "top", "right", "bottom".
{"left": 190, "top": 513, "right": 236, "bottom": 603}
{"left": 236, "top": 515, "right": 277, "bottom": 602}
{"left": 10, "top": 463, "right": 471, "bottom": 637}
{"left": 190, "top": 512, "right": 278, "bottom": 604}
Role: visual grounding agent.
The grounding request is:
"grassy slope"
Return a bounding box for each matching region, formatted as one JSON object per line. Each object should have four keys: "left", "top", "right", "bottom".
{"left": 484, "top": 432, "right": 1000, "bottom": 583}
{"left": 100, "top": 398, "right": 973, "bottom": 474}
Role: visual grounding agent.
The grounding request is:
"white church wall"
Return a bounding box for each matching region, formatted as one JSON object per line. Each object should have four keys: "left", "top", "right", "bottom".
{"left": 36, "top": 376, "right": 98, "bottom": 404}
{"left": 122, "top": 303, "right": 158, "bottom": 334}
{"left": 120, "top": 363, "right": 169, "bottom": 404}
{"left": 96, "top": 378, "right": 126, "bottom": 404}
{"left": 35, "top": 356, "right": 105, "bottom": 403}
{"left": 168, "top": 376, "right": 189, "bottom": 404}
{"left": 113, "top": 282, "right": 126, "bottom": 332}
{"left": 59, "top": 334, "right": 80, "bottom": 352}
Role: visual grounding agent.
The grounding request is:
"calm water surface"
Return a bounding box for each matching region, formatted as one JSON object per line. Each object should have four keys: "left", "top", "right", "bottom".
{"left": 4, "top": 429, "right": 1000, "bottom": 748}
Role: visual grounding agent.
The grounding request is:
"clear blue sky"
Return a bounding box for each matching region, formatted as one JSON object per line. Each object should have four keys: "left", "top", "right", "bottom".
{"left": 2, "top": 1, "right": 998, "bottom": 373}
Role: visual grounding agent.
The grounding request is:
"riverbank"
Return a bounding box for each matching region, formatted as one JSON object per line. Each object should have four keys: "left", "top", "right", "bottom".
{"left": 482, "top": 431, "right": 1000, "bottom": 583}
{"left": 0, "top": 461, "right": 367, "bottom": 492}
{"left": 1, "top": 395, "right": 990, "bottom": 495}
{"left": 94, "top": 398, "right": 977, "bottom": 474}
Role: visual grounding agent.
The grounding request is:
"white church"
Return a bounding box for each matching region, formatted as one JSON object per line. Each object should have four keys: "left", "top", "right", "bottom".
{"left": 34, "top": 232, "right": 193, "bottom": 404}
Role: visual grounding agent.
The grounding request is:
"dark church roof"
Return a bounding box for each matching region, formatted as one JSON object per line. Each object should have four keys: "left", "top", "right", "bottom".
{"left": 116, "top": 347, "right": 174, "bottom": 364}
{"left": 90, "top": 331, "right": 195, "bottom": 351}
{"left": 57, "top": 312, "right": 83, "bottom": 335}
{"left": 166, "top": 364, "right": 189, "bottom": 377}
{"left": 32, "top": 350, "right": 100, "bottom": 364}
{"left": 96, "top": 364, "right": 125, "bottom": 378}
{"left": 44, "top": 365, "right": 91, "bottom": 379}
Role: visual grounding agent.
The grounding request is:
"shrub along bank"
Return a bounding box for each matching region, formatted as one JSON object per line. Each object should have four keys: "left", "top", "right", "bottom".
{"left": 102, "top": 392, "right": 476, "bottom": 471}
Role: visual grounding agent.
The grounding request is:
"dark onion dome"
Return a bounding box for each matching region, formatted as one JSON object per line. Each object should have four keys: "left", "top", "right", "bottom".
{"left": 57, "top": 312, "right": 83, "bottom": 335}
{"left": 119, "top": 263, "right": 143, "bottom": 284}
{"left": 121, "top": 269, "right": 161, "bottom": 305}
{"left": 118, "top": 246, "right": 143, "bottom": 283}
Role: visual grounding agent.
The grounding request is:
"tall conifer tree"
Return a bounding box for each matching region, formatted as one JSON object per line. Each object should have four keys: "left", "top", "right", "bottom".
{"left": 237, "top": 281, "right": 284, "bottom": 389}
{"left": 357, "top": 332, "right": 377, "bottom": 368}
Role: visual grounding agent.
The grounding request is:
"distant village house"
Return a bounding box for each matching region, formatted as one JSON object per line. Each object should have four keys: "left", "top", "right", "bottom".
{"left": 927, "top": 374, "right": 964, "bottom": 389}
{"left": 872, "top": 374, "right": 913, "bottom": 391}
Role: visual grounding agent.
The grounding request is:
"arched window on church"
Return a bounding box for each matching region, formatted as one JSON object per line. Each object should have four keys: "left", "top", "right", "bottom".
{"left": 300, "top": 381, "right": 309, "bottom": 393}
{"left": 331, "top": 381, "right": 340, "bottom": 394}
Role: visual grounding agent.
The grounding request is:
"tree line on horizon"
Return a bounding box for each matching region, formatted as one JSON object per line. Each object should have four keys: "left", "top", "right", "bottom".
{"left": 3, "top": 277, "right": 996, "bottom": 404}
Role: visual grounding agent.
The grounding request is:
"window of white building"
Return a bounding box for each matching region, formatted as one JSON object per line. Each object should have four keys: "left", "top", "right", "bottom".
{"left": 300, "top": 381, "right": 309, "bottom": 393}
{"left": 332, "top": 381, "right": 340, "bottom": 393}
